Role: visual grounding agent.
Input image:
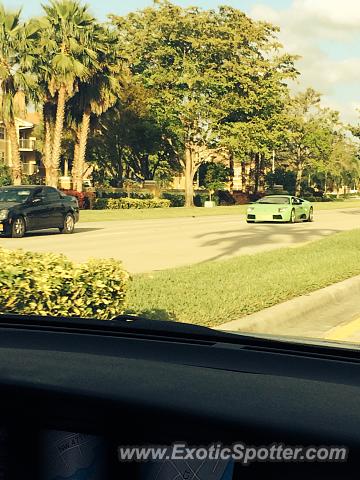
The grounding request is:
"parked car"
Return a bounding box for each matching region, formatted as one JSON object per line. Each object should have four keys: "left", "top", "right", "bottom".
{"left": 246, "top": 195, "right": 313, "bottom": 223}
{"left": 0, "top": 185, "right": 79, "bottom": 238}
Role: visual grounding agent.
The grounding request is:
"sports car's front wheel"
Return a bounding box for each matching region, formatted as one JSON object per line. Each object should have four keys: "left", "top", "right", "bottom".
{"left": 307, "top": 207, "right": 314, "bottom": 222}
{"left": 289, "top": 209, "right": 296, "bottom": 223}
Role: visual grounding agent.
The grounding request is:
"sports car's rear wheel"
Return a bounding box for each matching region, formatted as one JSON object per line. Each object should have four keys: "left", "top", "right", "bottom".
{"left": 307, "top": 207, "right": 314, "bottom": 222}
{"left": 289, "top": 209, "right": 296, "bottom": 224}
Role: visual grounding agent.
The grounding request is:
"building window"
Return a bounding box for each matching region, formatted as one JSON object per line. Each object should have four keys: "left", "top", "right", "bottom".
{"left": 0, "top": 151, "right": 5, "bottom": 163}
{"left": 0, "top": 127, "right": 5, "bottom": 140}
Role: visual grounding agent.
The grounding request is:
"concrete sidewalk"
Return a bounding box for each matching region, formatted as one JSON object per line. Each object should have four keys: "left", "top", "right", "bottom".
{"left": 217, "top": 274, "right": 360, "bottom": 341}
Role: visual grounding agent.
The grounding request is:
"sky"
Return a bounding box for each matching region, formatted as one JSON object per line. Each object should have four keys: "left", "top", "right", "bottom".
{"left": 7, "top": 0, "right": 360, "bottom": 124}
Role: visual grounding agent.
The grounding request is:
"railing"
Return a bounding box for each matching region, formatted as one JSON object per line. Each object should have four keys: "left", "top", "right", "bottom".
{"left": 19, "top": 138, "right": 36, "bottom": 150}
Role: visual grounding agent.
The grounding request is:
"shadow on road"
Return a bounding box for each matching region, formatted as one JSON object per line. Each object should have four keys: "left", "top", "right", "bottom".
{"left": 338, "top": 210, "right": 360, "bottom": 215}
{"left": 195, "top": 224, "right": 342, "bottom": 262}
{"left": 22, "top": 227, "right": 103, "bottom": 237}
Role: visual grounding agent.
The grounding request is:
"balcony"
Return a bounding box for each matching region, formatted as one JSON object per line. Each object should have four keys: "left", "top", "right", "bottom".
{"left": 19, "top": 138, "right": 36, "bottom": 150}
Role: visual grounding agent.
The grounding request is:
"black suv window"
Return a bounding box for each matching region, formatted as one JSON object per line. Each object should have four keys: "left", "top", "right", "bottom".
{"left": 43, "top": 187, "right": 60, "bottom": 202}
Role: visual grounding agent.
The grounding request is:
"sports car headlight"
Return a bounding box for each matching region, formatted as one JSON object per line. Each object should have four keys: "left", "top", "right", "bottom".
{"left": 278, "top": 207, "right": 289, "bottom": 212}
{"left": 0, "top": 209, "right": 9, "bottom": 220}
{"left": 247, "top": 207, "right": 255, "bottom": 212}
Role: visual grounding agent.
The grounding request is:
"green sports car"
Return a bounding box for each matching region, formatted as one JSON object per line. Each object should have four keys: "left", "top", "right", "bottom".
{"left": 246, "top": 195, "right": 314, "bottom": 223}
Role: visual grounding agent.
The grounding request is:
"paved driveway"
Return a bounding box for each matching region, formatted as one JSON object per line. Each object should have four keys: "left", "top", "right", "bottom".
{"left": 0, "top": 207, "right": 359, "bottom": 273}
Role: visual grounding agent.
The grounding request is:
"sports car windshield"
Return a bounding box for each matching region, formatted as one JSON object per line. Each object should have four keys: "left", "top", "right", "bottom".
{"left": 1, "top": 0, "right": 360, "bottom": 351}
{"left": 257, "top": 197, "right": 290, "bottom": 205}
{"left": 0, "top": 189, "right": 31, "bottom": 203}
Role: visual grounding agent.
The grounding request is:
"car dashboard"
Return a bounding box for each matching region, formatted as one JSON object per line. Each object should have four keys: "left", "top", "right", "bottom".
{"left": 0, "top": 314, "right": 359, "bottom": 479}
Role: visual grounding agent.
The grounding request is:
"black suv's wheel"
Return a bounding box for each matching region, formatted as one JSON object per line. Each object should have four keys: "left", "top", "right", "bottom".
{"left": 59, "top": 213, "right": 75, "bottom": 234}
{"left": 9, "top": 217, "right": 26, "bottom": 238}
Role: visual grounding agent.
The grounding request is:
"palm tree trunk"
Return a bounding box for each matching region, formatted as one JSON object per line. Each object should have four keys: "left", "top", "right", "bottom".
{"left": 50, "top": 85, "right": 67, "bottom": 187}
{"left": 6, "top": 120, "right": 22, "bottom": 185}
{"left": 43, "top": 106, "right": 53, "bottom": 186}
{"left": 72, "top": 109, "right": 91, "bottom": 192}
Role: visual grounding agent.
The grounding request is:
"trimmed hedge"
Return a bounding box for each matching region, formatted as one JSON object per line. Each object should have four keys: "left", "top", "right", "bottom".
{"left": 93, "top": 197, "right": 170, "bottom": 209}
{"left": 98, "top": 189, "right": 154, "bottom": 200}
{"left": 161, "top": 192, "right": 219, "bottom": 207}
{"left": 0, "top": 248, "right": 129, "bottom": 319}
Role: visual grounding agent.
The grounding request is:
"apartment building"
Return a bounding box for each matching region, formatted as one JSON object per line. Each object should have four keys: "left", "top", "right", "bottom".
{"left": 0, "top": 115, "right": 38, "bottom": 175}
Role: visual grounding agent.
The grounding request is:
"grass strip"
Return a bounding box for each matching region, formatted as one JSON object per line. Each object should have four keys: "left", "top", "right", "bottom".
{"left": 126, "top": 229, "right": 360, "bottom": 327}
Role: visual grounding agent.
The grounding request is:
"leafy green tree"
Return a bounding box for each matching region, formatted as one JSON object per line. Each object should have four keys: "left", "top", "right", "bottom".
{"left": 282, "top": 88, "right": 339, "bottom": 196}
{"left": 265, "top": 168, "right": 296, "bottom": 194}
{"left": 87, "top": 85, "right": 180, "bottom": 187}
{"left": 0, "top": 4, "right": 38, "bottom": 184}
{"left": 112, "top": 1, "right": 296, "bottom": 206}
{"left": 202, "top": 163, "right": 230, "bottom": 190}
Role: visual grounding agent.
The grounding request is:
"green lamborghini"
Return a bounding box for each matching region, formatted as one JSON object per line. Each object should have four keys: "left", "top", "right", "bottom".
{"left": 246, "top": 195, "right": 314, "bottom": 223}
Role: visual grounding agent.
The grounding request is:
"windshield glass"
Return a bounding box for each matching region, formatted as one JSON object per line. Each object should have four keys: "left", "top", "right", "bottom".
{"left": 0, "top": 0, "right": 359, "bottom": 351}
{"left": 0, "top": 188, "right": 31, "bottom": 203}
{"left": 257, "top": 197, "right": 290, "bottom": 205}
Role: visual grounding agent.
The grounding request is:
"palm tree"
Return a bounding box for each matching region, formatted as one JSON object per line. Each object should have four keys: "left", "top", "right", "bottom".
{"left": 37, "top": 0, "right": 96, "bottom": 187}
{"left": 70, "top": 25, "right": 122, "bottom": 191}
{"left": 0, "top": 5, "right": 38, "bottom": 185}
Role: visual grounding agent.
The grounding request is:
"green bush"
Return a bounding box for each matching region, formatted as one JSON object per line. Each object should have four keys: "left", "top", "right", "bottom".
{"left": 0, "top": 161, "right": 11, "bottom": 187}
{"left": 0, "top": 248, "right": 129, "bottom": 319}
{"left": 161, "top": 192, "right": 185, "bottom": 207}
{"left": 93, "top": 197, "right": 170, "bottom": 209}
{"left": 194, "top": 192, "right": 217, "bottom": 206}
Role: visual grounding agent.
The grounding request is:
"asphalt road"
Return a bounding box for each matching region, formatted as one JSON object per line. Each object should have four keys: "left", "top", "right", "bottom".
{"left": 1, "top": 207, "right": 359, "bottom": 273}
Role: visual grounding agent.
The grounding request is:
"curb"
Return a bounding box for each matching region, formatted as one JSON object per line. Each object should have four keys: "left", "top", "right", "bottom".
{"left": 217, "top": 274, "right": 360, "bottom": 335}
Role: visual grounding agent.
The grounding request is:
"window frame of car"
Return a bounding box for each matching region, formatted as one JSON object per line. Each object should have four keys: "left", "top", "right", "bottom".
{"left": 43, "top": 186, "right": 61, "bottom": 202}
{"left": 30, "top": 187, "right": 45, "bottom": 203}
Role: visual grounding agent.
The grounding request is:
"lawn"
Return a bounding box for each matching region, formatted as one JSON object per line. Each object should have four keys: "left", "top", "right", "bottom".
{"left": 126, "top": 229, "right": 360, "bottom": 327}
{"left": 79, "top": 199, "right": 360, "bottom": 223}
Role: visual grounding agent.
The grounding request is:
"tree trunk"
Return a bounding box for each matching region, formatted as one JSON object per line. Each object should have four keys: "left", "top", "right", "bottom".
{"left": 295, "top": 147, "right": 303, "bottom": 196}
{"left": 295, "top": 163, "right": 303, "bottom": 196}
{"left": 184, "top": 146, "right": 195, "bottom": 207}
{"left": 241, "top": 161, "right": 246, "bottom": 192}
{"left": 258, "top": 154, "right": 265, "bottom": 192}
{"left": 6, "top": 120, "right": 22, "bottom": 185}
{"left": 254, "top": 152, "right": 261, "bottom": 194}
{"left": 72, "top": 109, "right": 91, "bottom": 192}
{"left": 50, "top": 85, "right": 67, "bottom": 187}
